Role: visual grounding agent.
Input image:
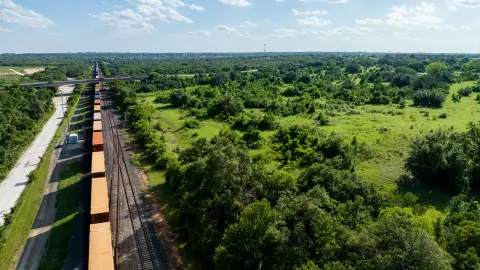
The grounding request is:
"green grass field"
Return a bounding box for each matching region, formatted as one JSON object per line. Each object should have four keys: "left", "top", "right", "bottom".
{"left": 38, "top": 162, "right": 84, "bottom": 270}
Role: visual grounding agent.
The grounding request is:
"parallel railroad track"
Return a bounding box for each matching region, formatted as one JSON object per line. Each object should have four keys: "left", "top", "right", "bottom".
{"left": 104, "top": 95, "right": 160, "bottom": 270}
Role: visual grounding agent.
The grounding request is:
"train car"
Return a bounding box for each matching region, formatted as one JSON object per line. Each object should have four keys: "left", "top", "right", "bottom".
{"left": 90, "top": 177, "right": 109, "bottom": 224}
{"left": 93, "top": 121, "right": 102, "bottom": 132}
{"left": 89, "top": 222, "right": 114, "bottom": 270}
{"left": 91, "top": 151, "right": 105, "bottom": 178}
{"left": 95, "top": 94, "right": 100, "bottom": 99}
{"left": 94, "top": 112, "right": 101, "bottom": 121}
{"left": 94, "top": 99, "right": 101, "bottom": 105}
{"left": 92, "top": 131, "right": 104, "bottom": 152}
{"left": 94, "top": 105, "right": 101, "bottom": 113}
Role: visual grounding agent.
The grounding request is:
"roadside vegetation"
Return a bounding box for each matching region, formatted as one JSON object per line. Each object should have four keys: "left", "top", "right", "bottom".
{"left": 38, "top": 162, "right": 85, "bottom": 270}
{"left": 105, "top": 54, "right": 480, "bottom": 269}
{"left": 0, "top": 84, "right": 84, "bottom": 269}
{"left": 0, "top": 85, "right": 55, "bottom": 181}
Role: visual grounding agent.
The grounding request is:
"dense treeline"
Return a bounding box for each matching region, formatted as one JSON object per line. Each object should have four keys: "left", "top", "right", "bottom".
{"left": 29, "top": 63, "right": 92, "bottom": 81}
{"left": 103, "top": 54, "right": 480, "bottom": 269}
{"left": 0, "top": 85, "right": 55, "bottom": 180}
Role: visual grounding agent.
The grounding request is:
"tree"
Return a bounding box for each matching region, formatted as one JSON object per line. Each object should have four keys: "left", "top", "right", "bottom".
{"left": 214, "top": 200, "right": 286, "bottom": 270}
{"left": 242, "top": 127, "right": 264, "bottom": 149}
{"left": 345, "top": 63, "right": 361, "bottom": 74}
{"left": 364, "top": 209, "right": 453, "bottom": 270}
{"left": 406, "top": 130, "right": 470, "bottom": 193}
{"left": 426, "top": 62, "right": 453, "bottom": 83}
{"left": 210, "top": 73, "right": 230, "bottom": 87}
{"left": 413, "top": 90, "right": 446, "bottom": 107}
{"left": 283, "top": 71, "right": 297, "bottom": 84}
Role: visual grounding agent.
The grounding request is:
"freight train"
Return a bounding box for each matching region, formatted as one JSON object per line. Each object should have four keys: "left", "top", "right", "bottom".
{"left": 88, "top": 67, "right": 114, "bottom": 270}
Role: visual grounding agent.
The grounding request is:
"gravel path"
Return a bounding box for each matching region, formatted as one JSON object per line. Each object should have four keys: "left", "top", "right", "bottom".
{"left": 0, "top": 84, "right": 75, "bottom": 226}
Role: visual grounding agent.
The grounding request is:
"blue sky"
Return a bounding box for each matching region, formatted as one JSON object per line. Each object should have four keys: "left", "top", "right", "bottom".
{"left": 1, "top": 0, "right": 480, "bottom": 53}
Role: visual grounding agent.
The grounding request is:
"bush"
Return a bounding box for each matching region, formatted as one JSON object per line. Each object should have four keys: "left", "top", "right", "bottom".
{"left": 155, "top": 91, "right": 171, "bottom": 103}
{"left": 242, "top": 127, "right": 264, "bottom": 149}
{"left": 413, "top": 90, "right": 446, "bottom": 107}
{"left": 184, "top": 119, "right": 200, "bottom": 129}
{"left": 452, "top": 93, "right": 461, "bottom": 103}
{"left": 317, "top": 111, "right": 330, "bottom": 126}
{"left": 406, "top": 130, "right": 470, "bottom": 193}
{"left": 476, "top": 94, "right": 480, "bottom": 101}
{"left": 439, "top": 113, "right": 448, "bottom": 119}
{"left": 458, "top": 87, "right": 473, "bottom": 97}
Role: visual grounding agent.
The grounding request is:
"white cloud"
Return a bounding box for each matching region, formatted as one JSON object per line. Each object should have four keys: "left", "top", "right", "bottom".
{"left": 0, "top": 0, "right": 54, "bottom": 28}
{"left": 90, "top": 9, "right": 155, "bottom": 33}
{"left": 292, "top": 9, "right": 328, "bottom": 16}
{"left": 218, "top": 0, "right": 251, "bottom": 6}
{"left": 394, "top": 32, "right": 416, "bottom": 40}
{"left": 244, "top": 20, "right": 257, "bottom": 27}
{"left": 448, "top": 0, "right": 480, "bottom": 9}
{"left": 187, "top": 30, "right": 211, "bottom": 36}
{"left": 297, "top": 16, "right": 331, "bottom": 26}
{"left": 0, "top": 26, "right": 11, "bottom": 32}
{"left": 91, "top": 0, "right": 204, "bottom": 34}
{"left": 271, "top": 28, "right": 302, "bottom": 38}
{"left": 460, "top": 25, "right": 470, "bottom": 30}
{"left": 213, "top": 25, "right": 238, "bottom": 33}
{"left": 356, "top": 18, "right": 382, "bottom": 25}
{"left": 322, "top": 26, "right": 374, "bottom": 36}
{"left": 297, "top": 0, "right": 348, "bottom": 3}
{"left": 386, "top": 3, "right": 442, "bottom": 29}
{"left": 186, "top": 4, "right": 204, "bottom": 11}
{"left": 271, "top": 26, "right": 373, "bottom": 39}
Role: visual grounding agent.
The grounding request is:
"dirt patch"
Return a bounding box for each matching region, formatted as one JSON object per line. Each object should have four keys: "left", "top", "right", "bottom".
{"left": 130, "top": 147, "right": 184, "bottom": 269}
{"left": 8, "top": 69, "right": 24, "bottom": 76}
{"left": 23, "top": 68, "right": 45, "bottom": 75}
{"left": 144, "top": 188, "right": 184, "bottom": 270}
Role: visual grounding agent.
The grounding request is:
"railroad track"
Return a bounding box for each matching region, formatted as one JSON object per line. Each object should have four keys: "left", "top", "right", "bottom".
{"left": 104, "top": 95, "right": 160, "bottom": 270}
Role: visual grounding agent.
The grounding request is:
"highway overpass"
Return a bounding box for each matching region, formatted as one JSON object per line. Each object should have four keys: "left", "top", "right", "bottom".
{"left": 1, "top": 76, "right": 148, "bottom": 88}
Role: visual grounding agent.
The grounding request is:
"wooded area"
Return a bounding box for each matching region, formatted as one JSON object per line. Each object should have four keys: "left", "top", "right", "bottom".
{"left": 103, "top": 53, "right": 480, "bottom": 269}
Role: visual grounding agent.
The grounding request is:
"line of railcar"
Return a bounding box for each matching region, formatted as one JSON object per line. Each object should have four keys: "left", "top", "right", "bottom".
{"left": 88, "top": 75, "right": 114, "bottom": 269}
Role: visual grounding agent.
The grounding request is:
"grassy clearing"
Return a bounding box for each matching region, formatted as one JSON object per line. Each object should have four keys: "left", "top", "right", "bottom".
{"left": 139, "top": 94, "right": 228, "bottom": 150}
{"left": 0, "top": 92, "right": 81, "bottom": 270}
{"left": 320, "top": 82, "right": 479, "bottom": 191}
{"left": 38, "top": 163, "right": 84, "bottom": 270}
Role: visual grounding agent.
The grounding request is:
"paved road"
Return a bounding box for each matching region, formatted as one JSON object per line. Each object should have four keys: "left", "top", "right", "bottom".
{"left": 0, "top": 84, "right": 75, "bottom": 226}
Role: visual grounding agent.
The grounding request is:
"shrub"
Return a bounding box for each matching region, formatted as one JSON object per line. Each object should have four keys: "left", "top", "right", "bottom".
{"left": 406, "top": 129, "right": 470, "bottom": 193}
{"left": 439, "top": 113, "right": 448, "bottom": 119}
{"left": 413, "top": 90, "right": 446, "bottom": 107}
{"left": 184, "top": 119, "right": 200, "bottom": 129}
{"left": 316, "top": 111, "right": 330, "bottom": 126}
{"left": 242, "top": 127, "right": 264, "bottom": 149}
{"left": 476, "top": 94, "right": 480, "bottom": 101}
{"left": 458, "top": 87, "right": 472, "bottom": 97}
{"left": 155, "top": 91, "right": 171, "bottom": 103}
{"left": 452, "top": 93, "right": 461, "bottom": 103}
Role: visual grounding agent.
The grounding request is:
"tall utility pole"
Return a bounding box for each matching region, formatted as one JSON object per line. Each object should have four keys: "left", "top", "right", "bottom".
{"left": 264, "top": 44, "right": 267, "bottom": 53}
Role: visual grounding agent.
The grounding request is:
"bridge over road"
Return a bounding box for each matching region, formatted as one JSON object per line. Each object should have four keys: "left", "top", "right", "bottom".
{"left": 0, "top": 76, "right": 148, "bottom": 88}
